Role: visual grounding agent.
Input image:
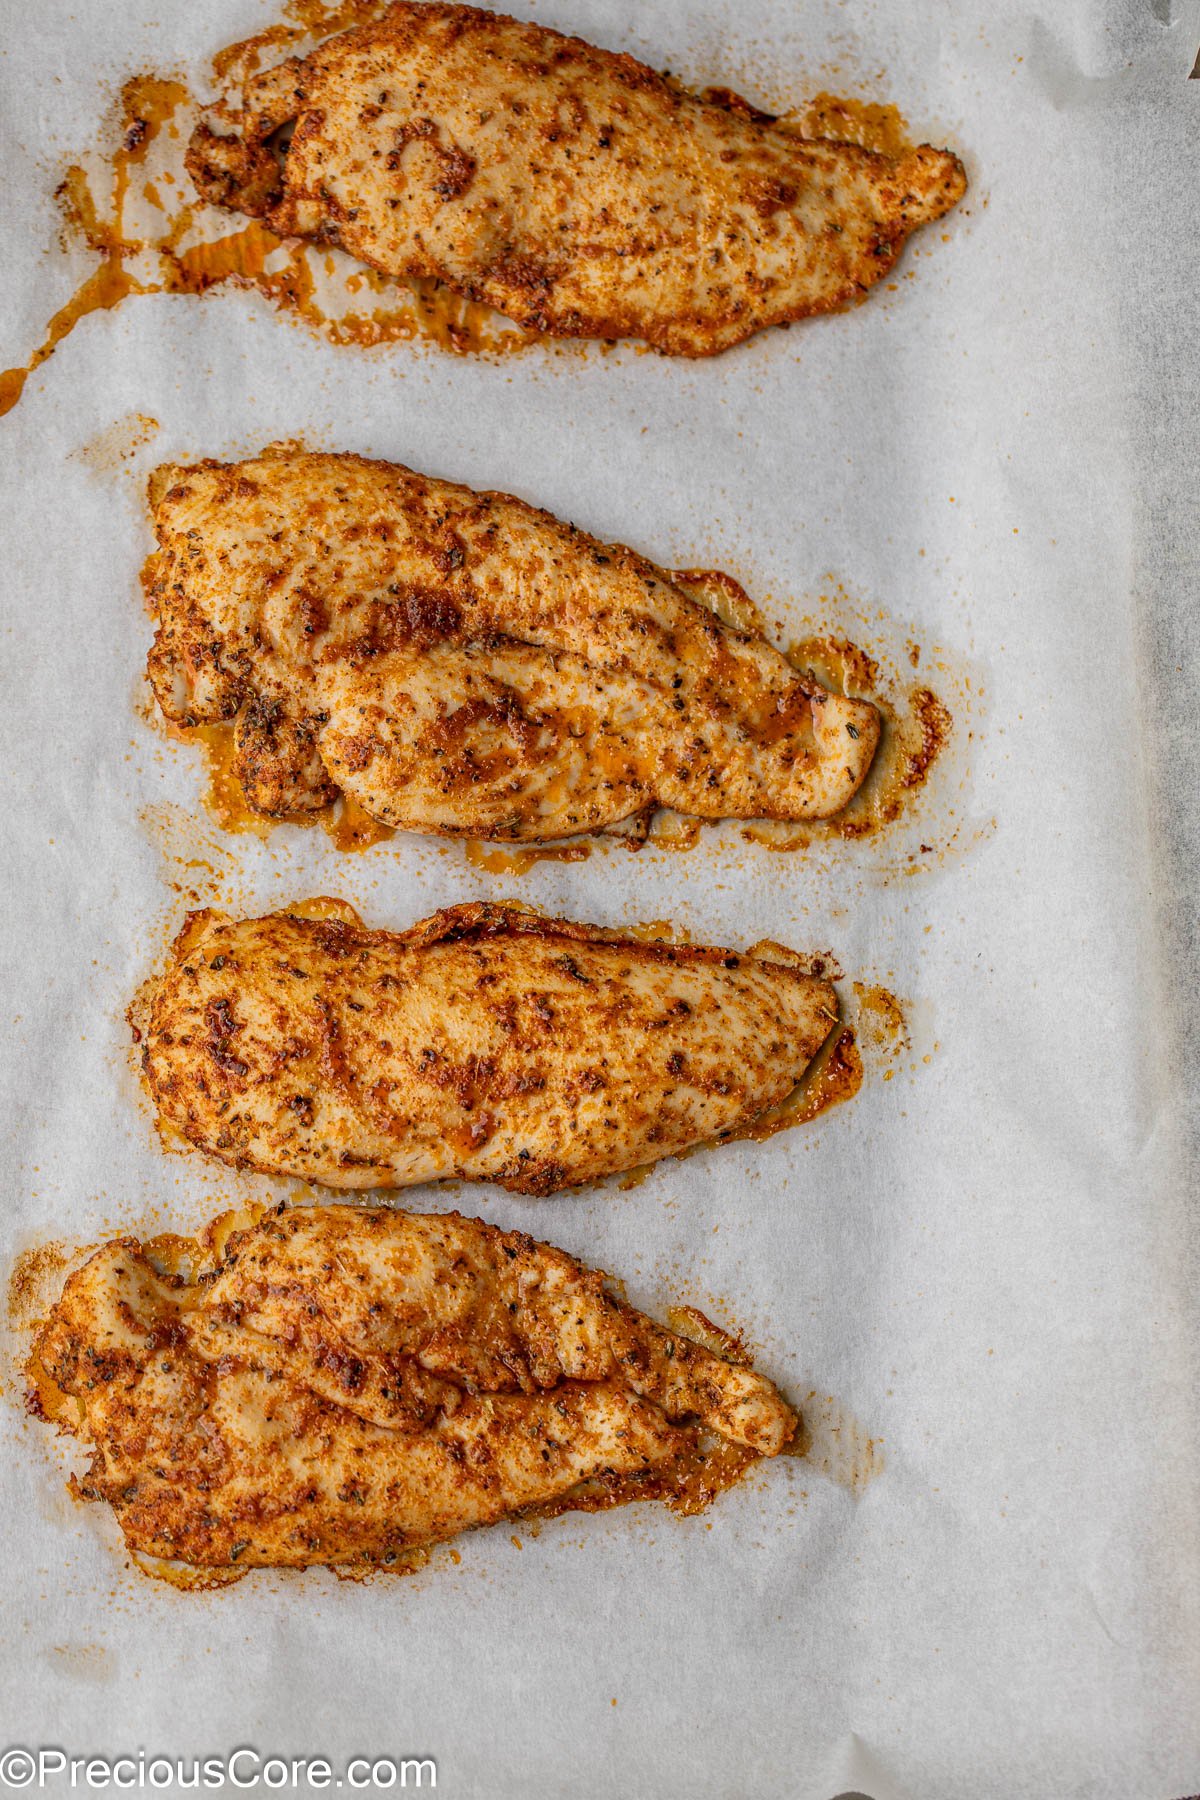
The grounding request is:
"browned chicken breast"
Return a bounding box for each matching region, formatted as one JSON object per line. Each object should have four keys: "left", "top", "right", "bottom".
{"left": 33, "top": 1205, "right": 797, "bottom": 1571}
{"left": 186, "top": 1, "right": 966, "bottom": 356}
{"left": 130, "top": 901, "right": 840, "bottom": 1195}
{"left": 144, "top": 449, "right": 880, "bottom": 840}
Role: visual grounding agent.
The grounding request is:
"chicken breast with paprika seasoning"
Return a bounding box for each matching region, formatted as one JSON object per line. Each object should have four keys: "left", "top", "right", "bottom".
{"left": 187, "top": 0, "right": 966, "bottom": 356}
{"left": 130, "top": 901, "right": 840, "bottom": 1195}
{"left": 32, "top": 1205, "right": 798, "bottom": 1572}
{"left": 143, "top": 449, "right": 880, "bottom": 841}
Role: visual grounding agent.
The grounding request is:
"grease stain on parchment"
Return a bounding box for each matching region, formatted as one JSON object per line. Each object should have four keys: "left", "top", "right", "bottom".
{"left": 788, "top": 1393, "right": 886, "bottom": 1493}
{"left": 0, "top": 18, "right": 526, "bottom": 419}
{"left": 47, "top": 1643, "right": 118, "bottom": 1685}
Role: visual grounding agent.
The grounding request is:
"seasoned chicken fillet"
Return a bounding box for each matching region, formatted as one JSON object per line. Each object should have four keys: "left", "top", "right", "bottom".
{"left": 33, "top": 1206, "right": 798, "bottom": 1570}
{"left": 186, "top": 1, "right": 966, "bottom": 356}
{"left": 130, "top": 901, "right": 840, "bottom": 1195}
{"left": 143, "top": 450, "right": 880, "bottom": 840}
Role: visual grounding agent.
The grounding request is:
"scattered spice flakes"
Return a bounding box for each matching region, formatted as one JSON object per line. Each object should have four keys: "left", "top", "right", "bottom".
{"left": 70, "top": 411, "right": 160, "bottom": 475}
{"left": 136, "top": 800, "right": 238, "bottom": 910}
{"left": 7, "top": 1241, "right": 70, "bottom": 1330}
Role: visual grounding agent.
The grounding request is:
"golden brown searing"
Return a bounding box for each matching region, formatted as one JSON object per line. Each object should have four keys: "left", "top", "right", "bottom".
{"left": 130, "top": 901, "right": 840, "bottom": 1195}
{"left": 187, "top": 1, "right": 966, "bottom": 356}
{"left": 144, "top": 450, "right": 880, "bottom": 841}
{"left": 33, "top": 1205, "right": 798, "bottom": 1571}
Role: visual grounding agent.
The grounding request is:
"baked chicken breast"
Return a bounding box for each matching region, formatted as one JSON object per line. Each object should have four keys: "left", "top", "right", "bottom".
{"left": 33, "top": 1205, "right": 797, "bottom": 1571}
{"left": 144, "top": 450, "right": 880, "bottom": 840}
{"left": 186, "top": 1, "right": 966, "bottom": 356}
{"left": 130, "top": 901, "right": 840, "bottom": 1194}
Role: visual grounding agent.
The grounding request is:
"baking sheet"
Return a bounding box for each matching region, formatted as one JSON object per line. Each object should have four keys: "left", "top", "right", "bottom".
{"left": 1, "top": 1, "right": 1198, "bottom": 1796}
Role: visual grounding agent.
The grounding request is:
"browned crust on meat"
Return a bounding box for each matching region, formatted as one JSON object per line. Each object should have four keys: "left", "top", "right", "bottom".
{"left": 186, "top": 1, "right": 966, "bottom": 356}
{"left": 32, "top": 1205, "right": 798, "bottom": 1569}
{"left": 142, "top": 449, "right": 881, "bottom": 841}
{"left": 131, "top": 901, "right": 841, "bottom": 1195}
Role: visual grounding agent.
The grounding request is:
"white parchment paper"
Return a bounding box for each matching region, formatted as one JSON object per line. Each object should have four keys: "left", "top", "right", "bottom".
{"left": 1, "top": 2, "right": 1198, "bottom": 1796}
